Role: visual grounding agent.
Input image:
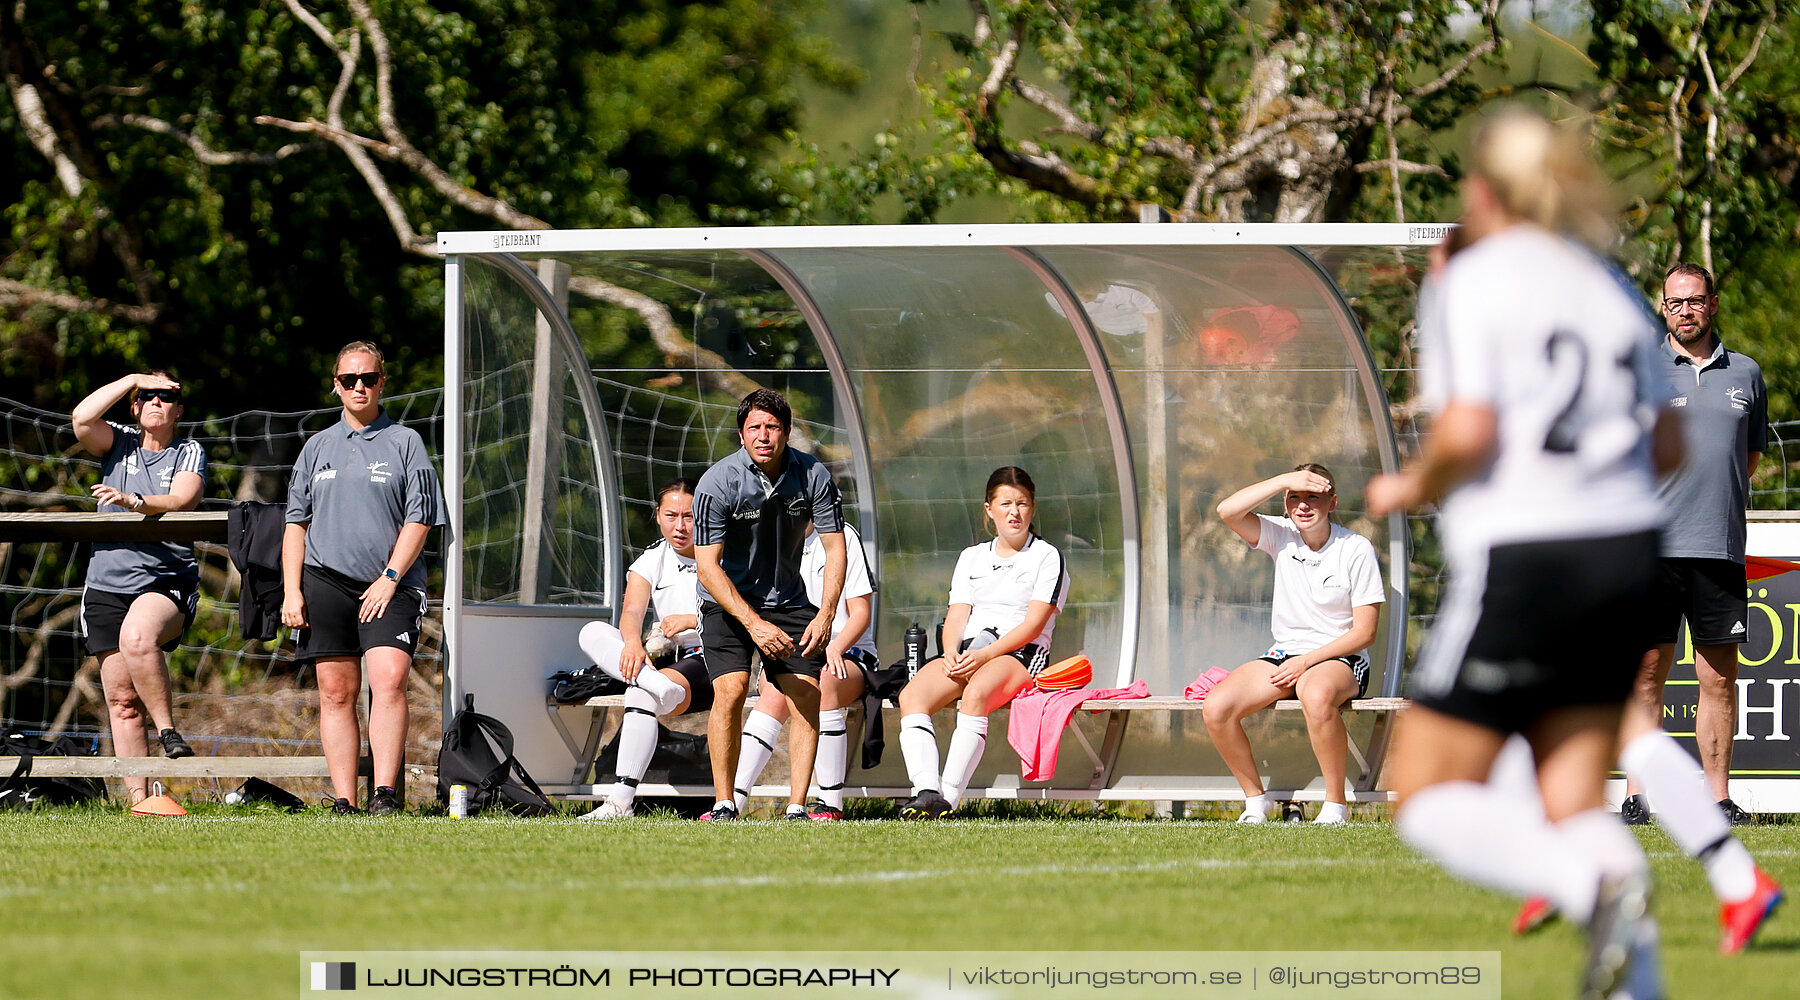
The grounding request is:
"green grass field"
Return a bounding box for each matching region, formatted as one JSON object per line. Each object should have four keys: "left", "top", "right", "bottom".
{"left": 1, "top": 802, "right": 1794, "bottom": 999}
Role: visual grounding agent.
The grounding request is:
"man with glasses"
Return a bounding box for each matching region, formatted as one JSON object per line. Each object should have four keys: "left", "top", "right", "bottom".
{"left": 1625, "top": 263, "right": 1768, "bottom": 828}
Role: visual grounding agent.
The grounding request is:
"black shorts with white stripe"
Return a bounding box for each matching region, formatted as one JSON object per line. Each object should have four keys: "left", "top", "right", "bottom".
{"left": 1410, "top": 530, "right": 1660, "bottom": 734}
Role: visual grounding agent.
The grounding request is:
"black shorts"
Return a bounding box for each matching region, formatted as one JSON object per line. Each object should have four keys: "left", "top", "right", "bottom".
{"left": 295, "top": 564, "right": 425, "bottom": 662}
{"left": 958, "top": 629, "right": 1050, "bottom": 676}
{"left": 1651, "top": 557, "right": 1749, "bottom": 647}
{"left": 663, "top": 654, "right": 714, "bottom": 714}
{"left": 700, "top": 603, "right": 826, "bottom": 681}
{"left": 81, "top": 581, "right": 198, "bottom": 656}
{"left": 1410, "top": 530, "right": 1661, "bottom": 734}
{"left": 1260, "top": 650, "right": 1371, "bottom": 699}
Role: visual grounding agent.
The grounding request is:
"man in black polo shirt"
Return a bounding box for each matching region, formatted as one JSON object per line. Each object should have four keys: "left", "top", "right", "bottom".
{"left": 692, "top": 389, "right": 846, "bottom": 820}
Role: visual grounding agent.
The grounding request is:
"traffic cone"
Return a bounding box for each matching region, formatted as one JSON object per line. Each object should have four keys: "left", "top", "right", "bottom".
{"left": 131, "top": 780, "right": 187, "bottom": 817}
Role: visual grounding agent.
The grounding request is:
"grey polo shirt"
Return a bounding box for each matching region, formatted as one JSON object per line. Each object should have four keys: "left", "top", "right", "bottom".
{"left": 1658, "top": 337, "right": 1767, "bottom": 562}
{"left": 285, "top": 410, "right": 447, "bottom": 589}
{"left": 692, "top": 445, "right": 843, "bottom": 610}
{"left": 87, "top": 421, "right": 208, "bottom": 591}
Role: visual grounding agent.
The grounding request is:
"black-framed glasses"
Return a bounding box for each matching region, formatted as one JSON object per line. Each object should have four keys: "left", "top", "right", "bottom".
{"left": 335, "top": 371, "right": 382, "bottom": 390}
{"left": 136, "top": 389, "right": 181, "bottom": 404}
{"left": 1663, "top": 295, "right": 1710, "bottom": 313}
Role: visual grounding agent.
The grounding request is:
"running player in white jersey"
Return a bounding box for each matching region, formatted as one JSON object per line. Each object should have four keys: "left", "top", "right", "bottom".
{"left": 731, "top": 521, "right": 877, "bottom": 820}
{"left": 1368, "top": 109, "right": 1682, "bottom": 1000}
{"left": 576, "top": 478, "right": 712, "bottom": 820}
{"left": 1209, "top": 463, "right": 1384, "bottom": 825}
{"left": 896, "top": 466, "right": 1070, "bottom": 819}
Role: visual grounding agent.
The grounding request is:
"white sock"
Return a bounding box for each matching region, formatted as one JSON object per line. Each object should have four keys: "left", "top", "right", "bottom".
{"left": 608, "top": 687, "right": 664, "bottom": 806}
{"left": 1239, "top": 793, "right": 1269, "bottom": 822}
{"left": 899, "top": 713, "right": 940, "bottom": 795}
{"left": 734, "top": 711, "right": 784, "bottom": 814}
{"left": 1397, "top": 781, "right": 1606, "bottom": 923}
{"left": 579, "top": 621, "right": 684, "bottom": 712}
{"left": 940, "top": 714, "right": 989, "bottom": 808}
{"left": 814, "top": 709, "right": 849, "bottom": 810}
{"left": 1314, "top": 801, "right": 1349, "bottom": 824}
{"left": 1620, "top": 730, "right": 1758, "bottom": 902}
{"left": 1485, "top": 734, "right": 1547, "bottom": 823}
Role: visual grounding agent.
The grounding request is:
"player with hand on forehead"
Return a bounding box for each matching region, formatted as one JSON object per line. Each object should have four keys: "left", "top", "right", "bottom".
{"left": 1209, "top": 464, "right": 1384, "bottom": 825}
{"left": 70, "top": 370, "right": 208, "bottom": 806}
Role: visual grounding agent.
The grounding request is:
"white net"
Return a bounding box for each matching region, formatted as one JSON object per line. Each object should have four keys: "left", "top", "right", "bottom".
{"left": 0, "top": 391, "right": 447, "bottom": 789}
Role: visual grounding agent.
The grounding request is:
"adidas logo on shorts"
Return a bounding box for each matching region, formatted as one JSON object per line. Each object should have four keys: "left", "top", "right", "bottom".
{"left": 1731, "top": 621, "right": 1746, "bottom": 635}
{"left": 397, "top": 632, "right": 410, "bottom": 643}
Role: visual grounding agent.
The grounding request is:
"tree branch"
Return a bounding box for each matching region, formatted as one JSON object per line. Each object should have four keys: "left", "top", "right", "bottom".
{"left": 0, "top": 278, "right": 162, "bottom": 323}
{"left": 97, "top": 113, "right": 321, "bottom": 165}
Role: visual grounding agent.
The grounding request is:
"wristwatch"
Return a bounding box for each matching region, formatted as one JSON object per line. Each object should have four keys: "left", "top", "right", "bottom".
{"left": 129, "top": 493, "right": 145, "bottom": 512}
{"left": 383, "top": 567, "right": 399, "bottom": 582}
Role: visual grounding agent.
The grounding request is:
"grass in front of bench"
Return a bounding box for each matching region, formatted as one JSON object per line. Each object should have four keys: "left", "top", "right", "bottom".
{"left": 0, "top": 801, "right": 1795, "bottom": 999}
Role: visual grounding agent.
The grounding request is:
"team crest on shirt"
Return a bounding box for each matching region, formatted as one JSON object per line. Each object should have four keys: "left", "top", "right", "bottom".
{"left": 1727, "top": 387, "right": 1750, "bottom": 411}
{"left": 367, "top": 460, "right": 390, "bottom": 484}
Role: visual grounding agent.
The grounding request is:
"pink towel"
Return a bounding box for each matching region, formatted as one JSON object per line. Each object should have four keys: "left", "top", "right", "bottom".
{"left": 1184, "top": 666, "right": 1231, "bottom": 701}
{"left": 1007, "top": 679, "right": 1150, "bottom": 781}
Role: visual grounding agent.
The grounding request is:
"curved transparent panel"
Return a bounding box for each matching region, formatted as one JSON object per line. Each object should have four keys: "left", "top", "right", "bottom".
{"left": 514, "top": 251, "right": 861, "bottom": 579}
{"left": 768, "top": 248, "right": 1128, "bottom": 676}
{"left": 1034, "top": 246, "right": 1398, "bottom": 696}
{"left": 460, "top": 257, "right": 606, "bottom": 604}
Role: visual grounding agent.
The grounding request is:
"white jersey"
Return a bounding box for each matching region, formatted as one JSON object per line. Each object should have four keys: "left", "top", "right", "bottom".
{"left": 627, "top": 540, "right": 701, "bottom": 650}
{"left": 801, "top": 523, "right": 876, "bottom": 658}
{"left": 1253, "top": 515, "right": 1385, "bottom": 654}
{"left": 1420, "top": 226, "right": 1670, "bottom": 557}
{"left": 948, "top": 535, "right": 1070, "bottom": 651}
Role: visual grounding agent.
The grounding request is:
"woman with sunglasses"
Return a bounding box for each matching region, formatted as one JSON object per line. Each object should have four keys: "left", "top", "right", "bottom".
{"left": 1207, "top": 464, "right": 1384, "bottom": 825}
{"left": 282, "top": 342, "right": 446, "bottom": 815}
{"left": 71, "top": 371, "right": 207, "bottom": 806}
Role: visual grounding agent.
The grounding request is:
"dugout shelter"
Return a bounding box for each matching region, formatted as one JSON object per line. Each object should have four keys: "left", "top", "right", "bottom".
{"left": 437, "top": 223, "right": 1443, "bottom": 805}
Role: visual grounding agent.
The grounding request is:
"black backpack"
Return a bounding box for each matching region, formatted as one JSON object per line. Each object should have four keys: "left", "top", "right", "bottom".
{"left": 0, "top": 729, "right": 106, "bottom": 808}
{"left": 436, "top": 696, "right": 556, "bottom": 816}
{"left": 593, "top": 723, "right": 711, "bottom": 786}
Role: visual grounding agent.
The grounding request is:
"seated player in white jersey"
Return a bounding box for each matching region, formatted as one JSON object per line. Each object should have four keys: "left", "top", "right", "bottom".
{"left": 731, "top": 520, "right": 877, "bottom": 820}
{"left": 1206, "top": 464, "right": 1384, "bottom": 825}
{"left": 896, "top": 466, "right": 1070, "bottom": 819}
{"left": 575, "top": 478, "right": 710, "bottom": 820}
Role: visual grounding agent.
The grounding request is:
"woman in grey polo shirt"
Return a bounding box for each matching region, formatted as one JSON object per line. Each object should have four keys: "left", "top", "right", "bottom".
{"left": 71, "top": 370, "right": 207, "bottom": 806}
{"left": 282, "top": 341, "right": 446, "bottom": 816}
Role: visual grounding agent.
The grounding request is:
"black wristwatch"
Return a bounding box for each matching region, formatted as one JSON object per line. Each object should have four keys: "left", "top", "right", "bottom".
{"left": 383, "top": 567, "right": 399, "bottom": 582}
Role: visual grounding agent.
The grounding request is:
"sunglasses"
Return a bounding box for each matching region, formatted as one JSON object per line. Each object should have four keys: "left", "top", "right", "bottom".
{"left": 136, "top": 389, "right": 181, "bottom": 404}
{"left": 334, "top": 371, "right": 382, "bottom": 390}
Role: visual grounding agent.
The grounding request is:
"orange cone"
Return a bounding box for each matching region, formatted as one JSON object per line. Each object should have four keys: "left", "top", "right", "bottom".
{"left": 1035, "top": 654, "right": 1093, "bottom": 691}
{"left": 131, "top": 780, "right": 188, "bottom": 818}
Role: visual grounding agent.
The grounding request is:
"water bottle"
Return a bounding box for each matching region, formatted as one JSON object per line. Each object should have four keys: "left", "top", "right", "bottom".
{"left": 904, "top": 622, "right": 926, "bottom": 679}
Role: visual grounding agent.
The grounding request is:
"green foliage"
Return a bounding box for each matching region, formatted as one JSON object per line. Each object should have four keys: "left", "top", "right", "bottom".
{"left": 0, "top": 0, "right": 849, "bottom": 417}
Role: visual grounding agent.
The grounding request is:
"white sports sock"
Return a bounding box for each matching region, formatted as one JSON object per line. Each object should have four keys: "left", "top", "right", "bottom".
{"left": 940, "top": 713, "right": 989, "bottom": 808}
{"left": 734, "top": 711, "right": 784, "bottom": 814}
{"left": 1397, "top": 781, "right": 1605, "bottom": 923}
{"left": 899, "top": 713, "right": 940, "bottom": 796}
{"left": 1238, "top": 793, "right": 1269, "bottom": 823}
{"left": 1313, "top": 801, "right": 1349, "bottom": 824}
{"left": 579, "top": 621, "right": 684, "bottom": 712}
{"left": 814, "top": 709, "right": 849, "bottom": 810}
{"left": 1485, "top": 734, "right": 1547, "bottom": 823}
{"left": 610, "top": 687, "right": 663, "bottom": 806}
{"left": 1620, "top": 730, "right": 1758, "bottom": 902}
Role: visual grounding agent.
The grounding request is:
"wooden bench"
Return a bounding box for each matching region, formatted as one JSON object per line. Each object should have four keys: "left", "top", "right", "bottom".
{"left": 2, "top": 756, "right": 337, "bottom": 778}
{"left": 545, "top": 692, "right": 1408, "bottom": 804}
